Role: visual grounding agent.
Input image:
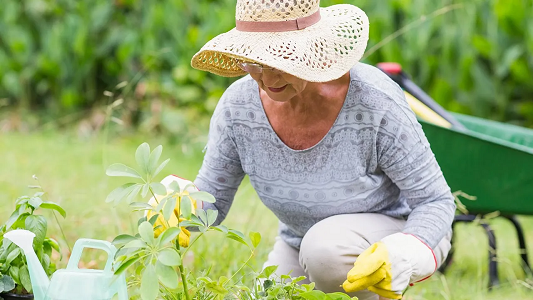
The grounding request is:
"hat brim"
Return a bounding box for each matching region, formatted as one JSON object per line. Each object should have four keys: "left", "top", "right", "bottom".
{"left": 191, "top": 4, "right": 369, "bottom": 82}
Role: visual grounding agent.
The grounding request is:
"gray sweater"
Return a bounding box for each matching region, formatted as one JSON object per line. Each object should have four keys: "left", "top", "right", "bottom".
{"left": 194, "top": 63, "right": 456, "bottom": 249}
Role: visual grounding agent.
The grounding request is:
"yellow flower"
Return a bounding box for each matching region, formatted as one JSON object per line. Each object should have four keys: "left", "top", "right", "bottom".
{"left": 146, "top": 191, "right": 197, "bottom": 247}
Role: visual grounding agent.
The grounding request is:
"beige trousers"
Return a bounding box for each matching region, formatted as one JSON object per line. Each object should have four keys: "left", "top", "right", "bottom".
{"left": 263, "top": 213, "right": 452, "bottom": 300}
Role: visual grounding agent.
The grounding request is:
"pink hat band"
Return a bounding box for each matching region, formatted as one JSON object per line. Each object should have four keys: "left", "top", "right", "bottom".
{"left": 235, "top": 10, "right": 321, "bottom": 32}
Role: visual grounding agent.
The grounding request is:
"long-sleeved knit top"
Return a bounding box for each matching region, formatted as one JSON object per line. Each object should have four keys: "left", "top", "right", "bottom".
{"left": 194, "top": 63, "right": 456, "bottom": 249}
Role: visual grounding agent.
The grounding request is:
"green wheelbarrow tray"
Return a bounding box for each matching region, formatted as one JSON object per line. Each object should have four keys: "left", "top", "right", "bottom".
{"left": 377, "top": 62, "right": 533, "bottom": 288}
{"left": 419, "top": 112, "right": 533, "bottom": 215}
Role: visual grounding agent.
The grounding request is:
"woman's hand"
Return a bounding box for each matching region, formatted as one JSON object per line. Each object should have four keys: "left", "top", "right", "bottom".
{"left": 342, "top": 233, "right": 437, "bottom": 299}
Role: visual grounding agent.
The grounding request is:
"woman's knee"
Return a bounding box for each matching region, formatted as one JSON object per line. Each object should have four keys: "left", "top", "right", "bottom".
{"left": 299, "top": 215, "right": 371, "bottom": 292}
{"left": 299, "top": 214, "right": 405, "bottom": 293}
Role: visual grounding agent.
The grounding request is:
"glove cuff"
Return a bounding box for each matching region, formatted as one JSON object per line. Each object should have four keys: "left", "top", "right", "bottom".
{"left": 381, "top": 232, "right": 437, "bottom": 284}
{"left": 161, "top": 175, "right": 203, "bottom": 209}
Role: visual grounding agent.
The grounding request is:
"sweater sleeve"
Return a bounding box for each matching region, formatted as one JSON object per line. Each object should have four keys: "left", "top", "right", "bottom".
{"left": 376, "top": 95, "right": 456, "bottom": 249}
{"left": 194, "top": 92, "right": 246, "bottom": 225}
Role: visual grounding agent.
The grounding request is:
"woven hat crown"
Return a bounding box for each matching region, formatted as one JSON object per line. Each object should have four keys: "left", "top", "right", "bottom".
{"left": 191, "top": 0, "right": 370, "bottom": 82}
{"left": 236, "top": 0, "right": 320, "bottom": 22}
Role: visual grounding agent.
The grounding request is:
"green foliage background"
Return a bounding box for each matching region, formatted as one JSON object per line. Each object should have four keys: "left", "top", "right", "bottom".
{"left": 1, "top": 0, "right": 532, "bottom": 126}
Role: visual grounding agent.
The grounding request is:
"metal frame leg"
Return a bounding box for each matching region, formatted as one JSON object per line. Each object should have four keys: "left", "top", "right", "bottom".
{"left": 439, "top": 214, "right": 499, "bottom": 289}
{"left": 504, "top": 215, "right": 531, "bottom": 275}
{"left": 479, "top": 222, "right": 499, "bottom": 288}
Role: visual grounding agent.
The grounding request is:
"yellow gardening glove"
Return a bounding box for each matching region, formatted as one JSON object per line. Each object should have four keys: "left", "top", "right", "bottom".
{"left": 146, "top": 175, "right": 199, "bottom": 248}
{"left": 343, "top": 233, "right": 437, "bottom": 299}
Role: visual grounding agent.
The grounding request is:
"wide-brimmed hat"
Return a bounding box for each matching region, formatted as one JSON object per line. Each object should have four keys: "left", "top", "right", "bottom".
{"left": 191, "top": 0, "right": 369, "bottom": 82}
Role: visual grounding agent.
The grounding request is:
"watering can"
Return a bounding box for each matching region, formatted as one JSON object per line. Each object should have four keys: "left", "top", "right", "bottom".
{"left": 4, "top": 230, "right": 128, "bottom": 300}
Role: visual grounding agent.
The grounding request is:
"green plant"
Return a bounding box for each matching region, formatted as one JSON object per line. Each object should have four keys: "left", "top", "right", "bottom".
{"left": 0, "top": 186, "right": 65, "bottom": 295}
{"left": 106, "top": 143, "right": 357, "bottom": 300}
{"left": 245, "top": 265, "right": 356, "bottom": 300}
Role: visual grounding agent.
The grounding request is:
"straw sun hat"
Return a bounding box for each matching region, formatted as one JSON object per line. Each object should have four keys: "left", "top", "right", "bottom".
{"left": 191, "top": 0, "right": 369, "bottom": 82}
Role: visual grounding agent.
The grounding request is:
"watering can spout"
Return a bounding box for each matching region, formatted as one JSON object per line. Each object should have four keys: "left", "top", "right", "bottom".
{"left": 4, "top": 229, "right": 51, "bottom": 300}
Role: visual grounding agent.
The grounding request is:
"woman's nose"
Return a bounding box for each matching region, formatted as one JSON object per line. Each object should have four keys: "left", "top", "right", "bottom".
{"left": 261, "top": 69, "right": 281, "bottom": 86}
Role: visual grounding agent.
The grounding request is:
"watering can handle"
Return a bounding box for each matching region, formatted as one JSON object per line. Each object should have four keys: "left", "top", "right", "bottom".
{"left": 66, "top": 238, "right": 117, "bottom": 273}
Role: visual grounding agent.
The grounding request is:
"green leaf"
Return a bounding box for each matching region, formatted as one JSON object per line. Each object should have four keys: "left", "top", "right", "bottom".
{"left": 15, "top": 196, "right": 30, "bottom": 205}
{"left": 189, "top": 191, "right": 216, "bottom": 204}
{"left": 157, "top": 248, "right": 182, "bottom": 266}
{"left": 198, "top": 209, "right": 208, "bottom": 225}
{"left": 153, "top": 159, "right": 170, "bottom": 178}
{"left": 257, "top": 265, "right": 278, "bottom": 279}
{"left": 158, "top": 227, "right": 181, "bottom": 246}
{"left": 44, "top": 238, "right": 61, "bottom": 254}
{"left": 41, "top": 253, "right": 51, "bottom": 274}
{"left": 138, "top": 221, "right": 155, "bottom": 245}
{"left": 122, "top": 239, "right": 147, "bottom": 250}
{"left": 140, "top": 264, "right": 159, "bottom": 300}
{"left": 148, "top": 214, "right": 159, "bottom": 225}
{"left": 213, "top": 225, "right": 228, "bottom": 234}
{"left": 206, "top": 209, "right": 218, "bottom": 227}
{"left": 141, "top": 183, "right": 150, "bottom": 198}
{"left": 168, "top": 180, "right": 180, "bottom": 193}
{"left": 249, "top": 232, "right": 261, "bottom": 248}
{"left": 163, "top": 196, "right": 177, "bottom": 221}
{"left": 5, "top": 210, "right": 21, "bottom": 230}
{"left": 325, "top": 292, "right": 354, "bottom": 300}
{"left": 300, "top": 290, "right": 328, "bottom": 300}
{"left": 137, "top": 216, "right": 147, "bottom": 226}
{"left": 130, "top": 202, "right": 154, "bottom": 211}
{"left": 8, "top": 265, "right": 20, "bottom": 283}
{"left": 0, "top": 274, "right": 15, "bottom": 292}
{"left": 156, "top": 260, "right": 178, "bottom": 289}
{"left": 125, "top": 184, "right": 143, "bottom": 204}
{"left": 150, "top": 182, "right": 167, "bottom": 196}
{"left": 191, "top": 214, "right": 204, "bottom": 225}
{"left": 106, "top": 163, "right": 142, "bottom": 179}
{"left": 112, "top": 234, "right": 138, "bottom": 246}
{"left": 105, "top": 183, "right": 136, "bottom": 203}
{"left": 147, "top": 145, "right": 163, "bottom": 175}
{"left": 226, "top": 233, "right": 247, "bottom": 246}
{"left": 135, "top": 143, "right": 151, "bottom": 175}
{"left": 19, "top": 265, "right": 32, "bottom": 293}
{"left": 5, "top": 248, "right": 21, "bottom": 266}
{"left": 155, "top": 196, "right": 167, "bottom": 213}
{"left": 28, "top": 197, "right": 43, "bottom": 210}
{"left": 178, "top": 220, "right": 203, "bottom": 228}
{"left": 25, "top": 215, "right": 47, "bottom": 247}
{"left": 180, "top": 195, "right": 192, "bottom": 219}
{"left": 10, "top": 213, "right": 30, "bottom": 230}
{"left": 40, "top": 202, "right": 67, "bottom": 218}
{"left": 114, "top": 254, "right": 141, "bottom": 276}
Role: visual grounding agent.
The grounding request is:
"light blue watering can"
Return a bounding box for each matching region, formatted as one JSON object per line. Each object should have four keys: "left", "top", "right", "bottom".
{"left": 4, "top": 229, "right": 128, "bottom": 300}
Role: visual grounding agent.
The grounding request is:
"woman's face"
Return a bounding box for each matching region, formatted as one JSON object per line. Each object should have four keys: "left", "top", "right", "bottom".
{"left": 249, "top": 69, "right": 309, "bottom": 103}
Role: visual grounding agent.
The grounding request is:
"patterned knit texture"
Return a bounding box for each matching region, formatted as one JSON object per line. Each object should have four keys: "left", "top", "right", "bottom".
{"left": 194, "top": 63, "right": 456, "bottom": 249}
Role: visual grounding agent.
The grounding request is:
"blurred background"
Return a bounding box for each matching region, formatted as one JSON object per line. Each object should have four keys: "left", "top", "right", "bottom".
{"left": 1, "top": 0, "right": 533, "bottom": 299}
{"left": 1, "top": 0, "right": 532, "bottom": 135}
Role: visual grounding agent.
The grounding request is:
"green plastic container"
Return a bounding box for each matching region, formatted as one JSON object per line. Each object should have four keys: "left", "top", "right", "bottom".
{"left": 420, "top": 113, "right": 533, "bottom": 215}
{"left": 45, "top": 239, "right": 128, "bottom": 300}
{"left": 4, "top": 230, "right": 128, "bottom": 300}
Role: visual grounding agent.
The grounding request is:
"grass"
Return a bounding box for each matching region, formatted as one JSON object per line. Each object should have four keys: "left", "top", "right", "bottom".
{"left": 1, "top": 131, "right": 532, "bottom": 299}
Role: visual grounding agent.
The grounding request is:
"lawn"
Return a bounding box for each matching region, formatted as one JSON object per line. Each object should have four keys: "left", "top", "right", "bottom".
{"left": 1, "top": 131, "right": 532, "bottom": 299}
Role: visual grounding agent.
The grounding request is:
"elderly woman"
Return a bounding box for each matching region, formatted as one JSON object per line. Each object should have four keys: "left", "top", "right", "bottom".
{"left": 167, "top": 0, "right": 455, "bottom": 299}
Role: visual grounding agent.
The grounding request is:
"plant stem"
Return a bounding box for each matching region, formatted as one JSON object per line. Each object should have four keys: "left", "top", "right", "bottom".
{"left": 175, "top": 240, "right": 191, "bottom": 300}
{"left": 227, "top": 249, "right": 255, "bottom": 284}
{"left": 181, "top": 231, "right": 204, "bottom": 257}
{"left": 52, "top": 210, "right": 71, "bottom": 253}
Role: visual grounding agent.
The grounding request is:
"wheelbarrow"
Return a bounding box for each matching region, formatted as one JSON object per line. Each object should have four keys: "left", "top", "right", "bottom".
{"left": 378, "top": 62, "right": 533, "bottom": 289}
